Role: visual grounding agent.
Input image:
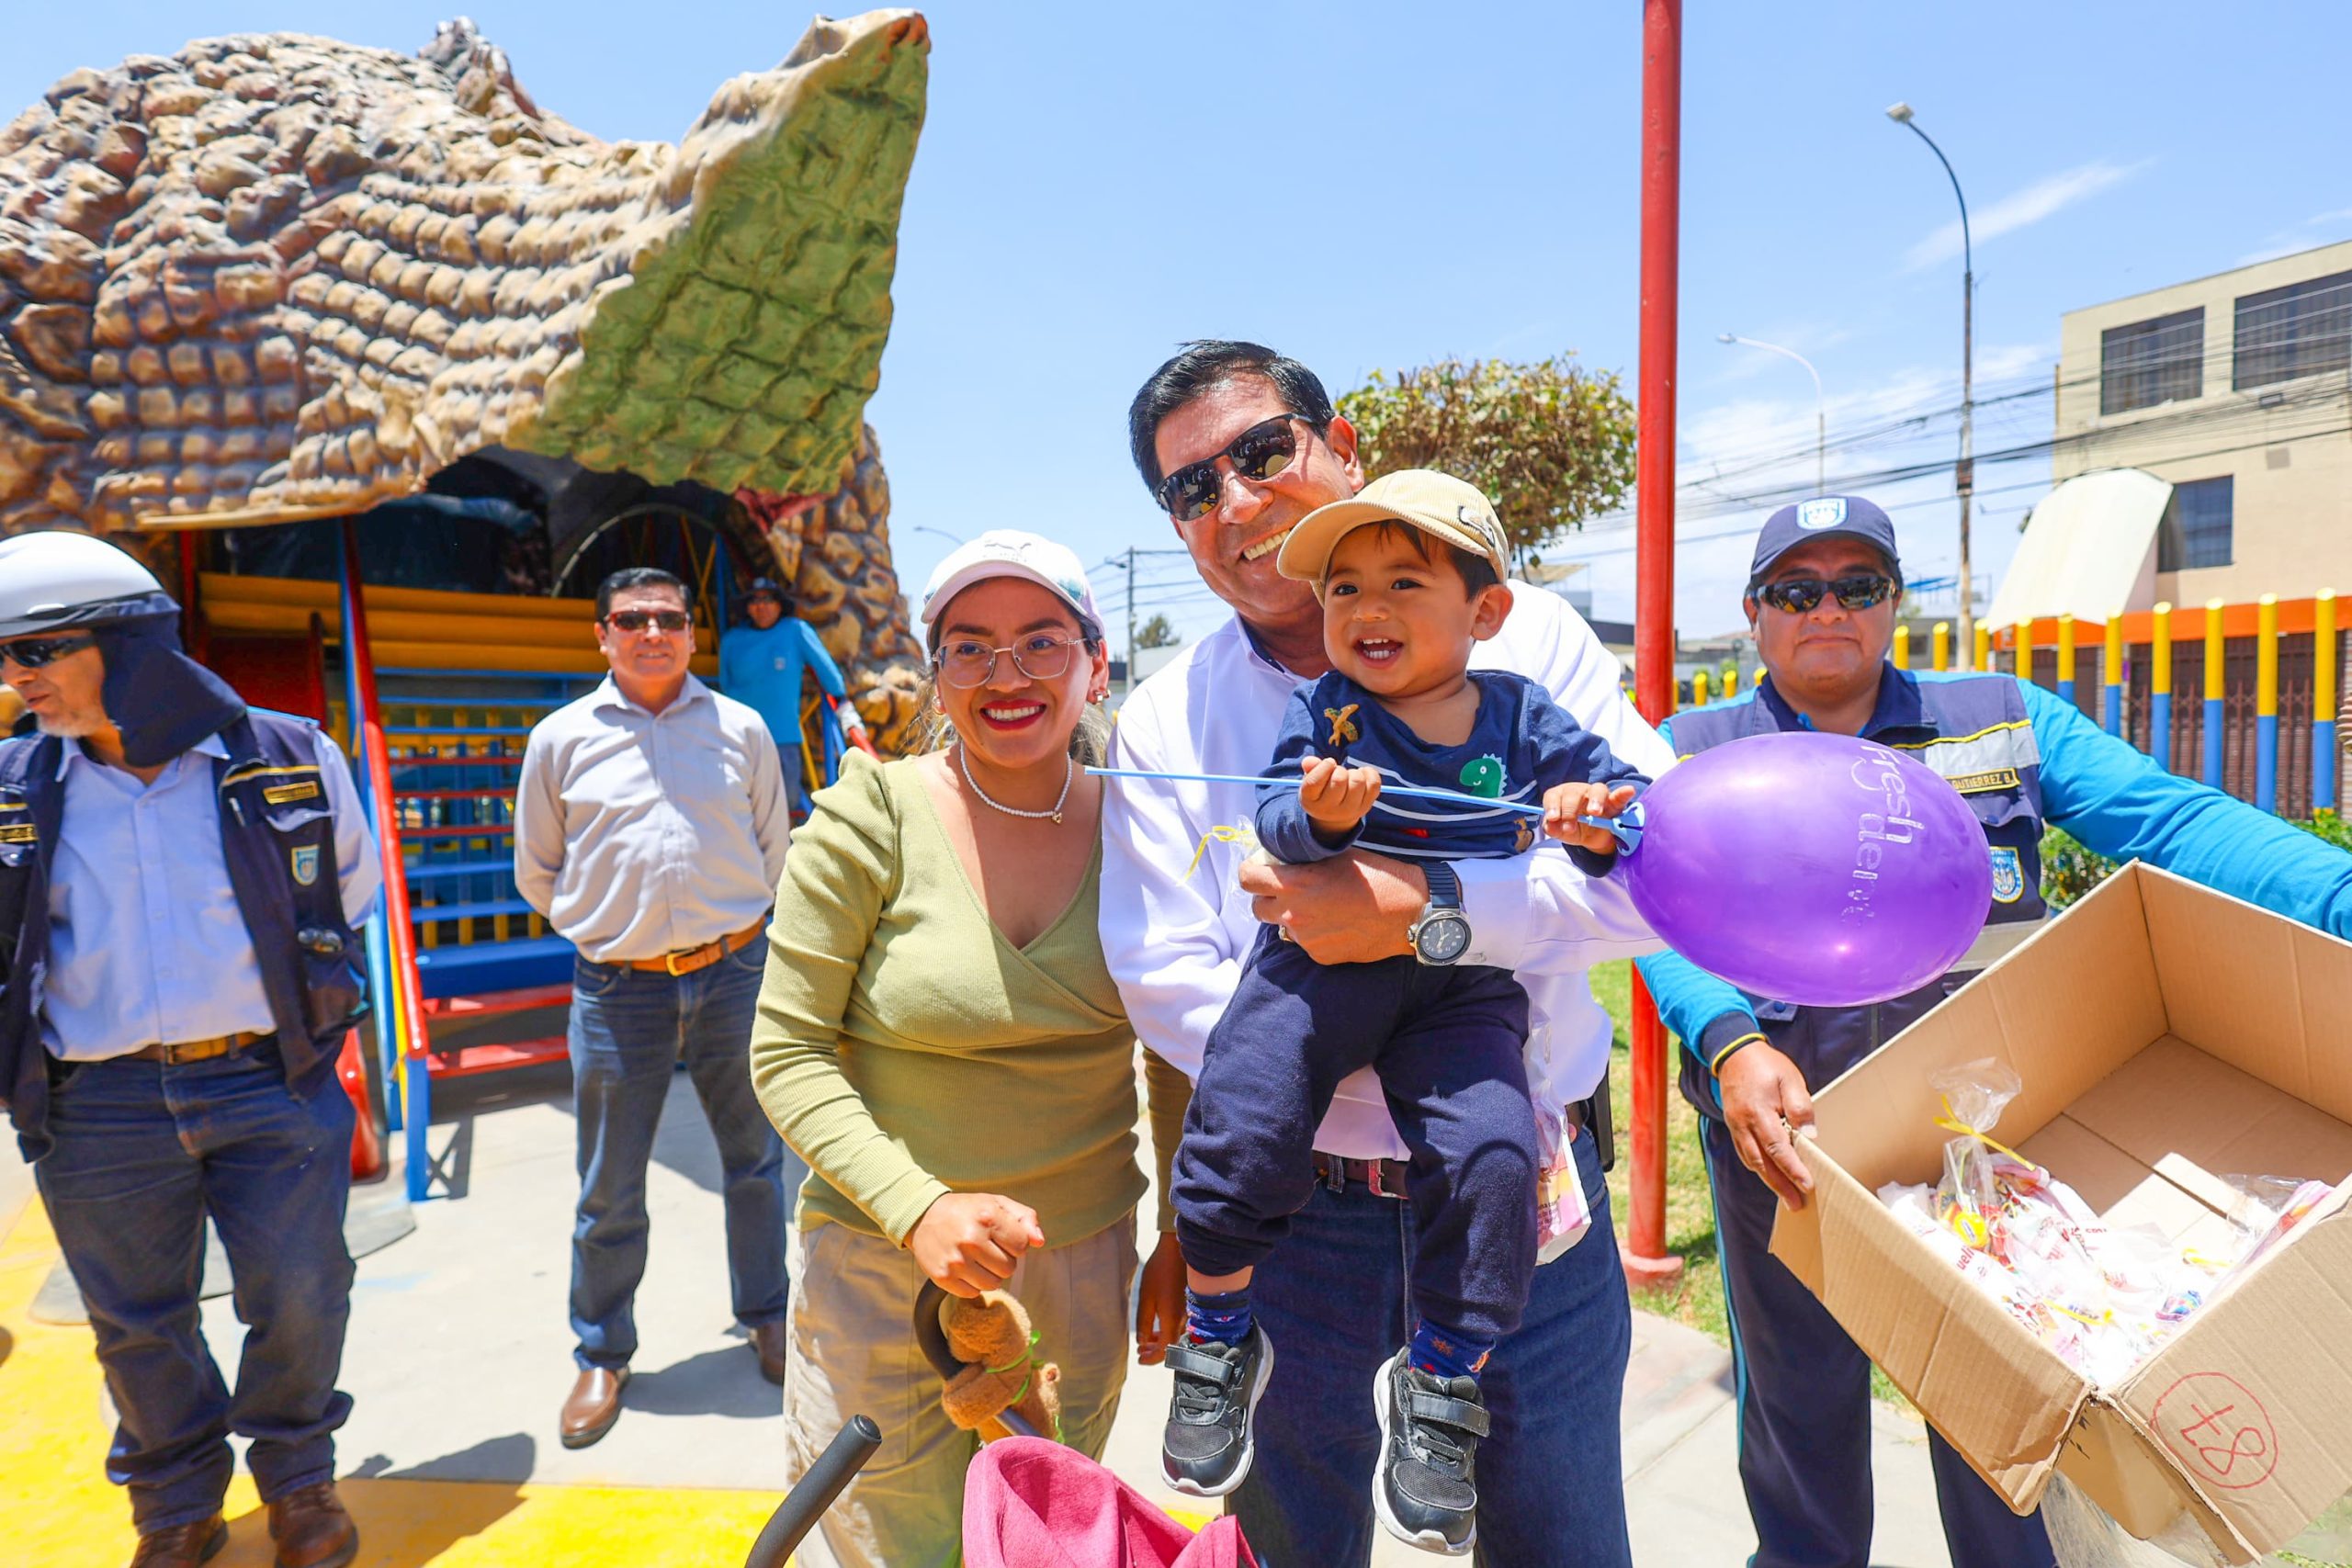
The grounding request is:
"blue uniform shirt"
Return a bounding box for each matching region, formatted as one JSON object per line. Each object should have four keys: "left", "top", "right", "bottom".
{"left": 44, "top": 723, "right": 379, "bottom": 1060}
{"left": 718, "top": 616, "right": 848, "bottom": 751}
{"left": 1256, "top": 669, "right": 1648, "bottom": 876}
{"left": 1636, "top": 666, "right": 2352, "bottom": 1114}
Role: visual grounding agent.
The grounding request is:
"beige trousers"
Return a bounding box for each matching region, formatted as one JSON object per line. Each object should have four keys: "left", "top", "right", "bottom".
{"left": 780, "top": 1212, "right": 1137, "bottom": 1568}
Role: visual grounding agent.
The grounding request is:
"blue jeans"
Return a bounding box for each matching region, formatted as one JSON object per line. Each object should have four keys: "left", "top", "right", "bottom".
{"left": 568, "top": 943, "right": 793, "bottom": 1369}
{"left": 1702, "top": 1115, "right": 2056, "bottom": 1568}
{"left": 35, "top": 1044, "right": 356, "bottom": 1532}
{"left": 1231, "top": 1124, "right": 1634, "bottom": 1568}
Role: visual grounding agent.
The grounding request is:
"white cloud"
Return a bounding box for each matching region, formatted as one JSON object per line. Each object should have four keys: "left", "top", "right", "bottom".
{"left": 1904, "top": 159, "right": 2151, "bottom": 272}
{"left": 2235, "top": 208, "right": 2352, "bottom": 268}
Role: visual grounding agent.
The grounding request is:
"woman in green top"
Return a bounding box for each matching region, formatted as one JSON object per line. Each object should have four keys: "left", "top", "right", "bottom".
{"left": 752, "top": 530, "right": 1188, "bottom": 1568}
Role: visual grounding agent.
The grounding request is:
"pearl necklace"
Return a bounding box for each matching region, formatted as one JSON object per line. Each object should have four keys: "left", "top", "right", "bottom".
{"left": 957, "top": 745, "right": 1073, "bottom": 824}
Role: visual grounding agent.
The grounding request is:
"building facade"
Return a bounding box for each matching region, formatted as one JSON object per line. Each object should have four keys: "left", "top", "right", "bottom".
{"left": 2054, "top": 238, "right": 2352, "bottom": 605}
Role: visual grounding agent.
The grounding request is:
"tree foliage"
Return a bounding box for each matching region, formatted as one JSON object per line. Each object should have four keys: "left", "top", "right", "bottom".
{"left": 1337, "top": 354, "right": 1637, "bottom": 560}
{"left": 1135, "top": 613, "right": 1182, "bottom": 650}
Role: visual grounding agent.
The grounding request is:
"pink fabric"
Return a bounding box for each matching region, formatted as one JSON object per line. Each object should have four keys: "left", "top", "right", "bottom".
{"left": 962, "top": 1438, "right": 1257, "bottom": 1568}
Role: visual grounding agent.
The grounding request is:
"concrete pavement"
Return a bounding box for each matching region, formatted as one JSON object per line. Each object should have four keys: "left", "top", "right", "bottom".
{"left": 0, "top": 1058, "right": 1971, "bottom": 1566}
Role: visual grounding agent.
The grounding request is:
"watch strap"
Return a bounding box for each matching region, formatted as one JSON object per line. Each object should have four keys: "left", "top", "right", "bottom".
{"left": 1423, "top": 860, "right": 1462, "bottom": 909}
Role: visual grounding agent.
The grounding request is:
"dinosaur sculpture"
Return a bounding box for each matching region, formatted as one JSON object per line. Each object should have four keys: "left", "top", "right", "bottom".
{"left": 0, "top": 11, "right": 931, "bottom": 743}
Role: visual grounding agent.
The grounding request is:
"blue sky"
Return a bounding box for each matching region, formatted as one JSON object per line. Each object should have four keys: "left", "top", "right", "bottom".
{"left": 11, "top": 2, "right": 2349, "bottom": 641}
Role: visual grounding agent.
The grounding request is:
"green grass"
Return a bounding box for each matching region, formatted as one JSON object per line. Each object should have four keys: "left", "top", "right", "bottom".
{"left": 1591, "top": 960, "right": 1906, "bottom": 1404}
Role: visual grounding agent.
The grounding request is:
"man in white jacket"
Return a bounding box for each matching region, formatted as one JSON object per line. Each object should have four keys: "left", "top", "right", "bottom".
{"left": 1101, "top": 342, "right": 1672, "bottom": 1566}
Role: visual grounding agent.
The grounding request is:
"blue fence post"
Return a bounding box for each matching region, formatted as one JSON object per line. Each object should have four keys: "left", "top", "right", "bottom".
{"left": 2203, "top": 599, "right": 2227, "bottom": 791}
{"left": 2318, "top": 590, "right": 2338, "bottom": 817}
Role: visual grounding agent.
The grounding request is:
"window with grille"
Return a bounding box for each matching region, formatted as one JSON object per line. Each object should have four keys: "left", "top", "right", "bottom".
{"left": 2158, "top": 476, "right": 2233, "bottom": 571}
{"left": 2100, "top": 308, "right": 2204, "bottom": 414}
{"left": 2233, "top": 268, "right": 2352, "bottom": 390}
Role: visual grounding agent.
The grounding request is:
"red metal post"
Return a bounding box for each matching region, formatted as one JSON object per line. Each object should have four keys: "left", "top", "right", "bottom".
{"left": 1626, "top": 0, "right": 1686, "bottom": 1289}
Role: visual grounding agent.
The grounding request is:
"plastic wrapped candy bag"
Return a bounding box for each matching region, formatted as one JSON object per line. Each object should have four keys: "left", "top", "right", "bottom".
{"left": 1928, "top": 1058, "right": 2025, "bottom": 1251}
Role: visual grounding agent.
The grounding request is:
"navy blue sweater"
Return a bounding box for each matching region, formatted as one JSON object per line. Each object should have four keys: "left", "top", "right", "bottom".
{"left": 1256, "top": 670, "right": 1648, "bottom": 878}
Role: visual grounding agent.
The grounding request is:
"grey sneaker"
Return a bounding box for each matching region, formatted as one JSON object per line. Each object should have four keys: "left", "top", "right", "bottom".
{"left": 1373, "top": 1348, "right": 1489, "bottom": 1556}
{"left": 1159, "top": 1325, "right": 1275, "bottom": 1497}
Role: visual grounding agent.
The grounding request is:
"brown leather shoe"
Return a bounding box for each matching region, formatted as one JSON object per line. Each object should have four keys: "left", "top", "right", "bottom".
{"left": 751, "top": 1320, "right": 788, "bottom": 1385}
{"left": 266, "top": 1482, "right": 357, "bottom": 1568}
{"left": 129, "top": 1517, "right": 226, "bottom": 1568}
{"left": 560, "top": 1365, "right": 629, "bottom": 1449}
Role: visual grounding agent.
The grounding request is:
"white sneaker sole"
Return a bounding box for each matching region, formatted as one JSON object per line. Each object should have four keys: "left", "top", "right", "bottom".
{"left": 1372, "top": 1350, "right": 1476, "bottom": 1557}
{"left": 1162, "top": 1332, "right": 1276, "bottom": 1499}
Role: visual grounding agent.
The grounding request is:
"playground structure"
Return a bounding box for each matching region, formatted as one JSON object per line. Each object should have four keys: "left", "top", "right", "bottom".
{"left": 0, "top": 13, "right": 933, "bottom": 1196}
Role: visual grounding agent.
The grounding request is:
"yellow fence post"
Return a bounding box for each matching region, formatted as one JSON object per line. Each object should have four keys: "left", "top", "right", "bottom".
{"left": 1974, "top": 621, "right": 1991, "bottom": 673}
{"left": 1893, "top": 625, "right": 1910, "bottom": 671}
{"left": 2151, "top": 602, "right": 2173, "bottom": 767}
{"left": 2318, "top": 591, "right": 2338, "bottom": 815}
{"left": 1932, "top": 621, "right": 1951, "bottom": 672}
{"left": 2203, "top": 599, "right": 2227, "bottom": 789}
{"left": 2256, "top": 594, "right": 2279, "bottom": 813}
{"left": 2102, "top": 615, "right": 2124, "bottom": 736}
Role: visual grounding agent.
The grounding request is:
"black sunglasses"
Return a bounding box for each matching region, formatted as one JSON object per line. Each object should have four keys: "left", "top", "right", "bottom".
{"left": 1753, "top": 574, "right": 1897, "bottom": 615}
{"left": 0, "top": 632, "right": 97, "bottom": 670}
{"left": 1155, "top": 414, "right": 1311, "bottom": 522}
{"left": 604, "top": 609, "right": 693, "bottom": 633}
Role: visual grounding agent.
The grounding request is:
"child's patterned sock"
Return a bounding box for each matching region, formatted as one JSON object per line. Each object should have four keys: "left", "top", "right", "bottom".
{"left": 1183, "top": 1287, "right": 1253, "bottom": 1347}
{"left": 1408, "top": 1318, "right": 1493, "bottom": 1381}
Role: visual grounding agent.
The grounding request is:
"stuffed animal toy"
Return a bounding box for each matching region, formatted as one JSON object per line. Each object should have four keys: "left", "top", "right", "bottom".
{"left": 937, "top": 1288, "right": 1062, "bottom": 1443}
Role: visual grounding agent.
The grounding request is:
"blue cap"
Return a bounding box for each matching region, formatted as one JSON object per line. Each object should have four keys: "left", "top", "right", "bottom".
{"left": 1746, "top": 495, "right": 1903, "bottom": 591}
{"left": 746, "top": 577, "right": 784, "bottom": 597}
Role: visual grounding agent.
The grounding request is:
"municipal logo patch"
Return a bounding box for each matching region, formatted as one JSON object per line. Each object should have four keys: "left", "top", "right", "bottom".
{"left": 1989, "top": 846, "right": 2025, "bottom": 904}
{"left": 290, "top": 844, "right": 321, "bottom": 886}
{"left": 1797, "top": 497, "right": 1848, "bottom": 531}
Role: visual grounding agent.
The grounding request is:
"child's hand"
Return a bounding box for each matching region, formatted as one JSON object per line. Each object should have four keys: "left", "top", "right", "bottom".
{"left": 1298, "top": 754, "right": 1382, "bottom": 835}
{"left": 1544, "top": 782, "right": 1639, "bottom": 854}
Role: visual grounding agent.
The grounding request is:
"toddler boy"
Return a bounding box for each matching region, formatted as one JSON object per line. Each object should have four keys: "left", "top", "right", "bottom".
{"left": 1160, "top": 469, "right": 1645, "bottom": 1556}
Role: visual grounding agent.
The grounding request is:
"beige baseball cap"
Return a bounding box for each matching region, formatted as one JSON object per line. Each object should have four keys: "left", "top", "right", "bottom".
{"left": 1275, "top": 468, "right": 1511, "bottom": 585}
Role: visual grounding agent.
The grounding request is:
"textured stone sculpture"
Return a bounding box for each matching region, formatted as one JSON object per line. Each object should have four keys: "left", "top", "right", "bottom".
{"left": 0, "top": 12, "right": 932, "bottom": 744}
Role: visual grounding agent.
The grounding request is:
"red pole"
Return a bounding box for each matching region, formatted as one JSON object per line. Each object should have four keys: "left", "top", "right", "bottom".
{"left": 1626, "top": 0, "right": 1685, "bottom": 1289}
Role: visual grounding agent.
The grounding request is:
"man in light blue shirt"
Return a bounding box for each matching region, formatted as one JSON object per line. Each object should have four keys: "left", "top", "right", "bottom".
{"left": 0, "top": 531, "right": 379, "bottom": 1568}
{"left": 515, "top": 566, "right": 797, "bottom": 1450}
{"left": 718, "top": 576, "right": 861, "bottom": 809}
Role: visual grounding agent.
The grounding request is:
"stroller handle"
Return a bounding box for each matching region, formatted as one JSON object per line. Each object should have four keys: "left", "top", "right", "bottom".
{"left": 913, "top": 1280, "right": 1043, "bottom": 1442}
{"left": 741, "top": 1413, "right": 881, "bottom": 1568}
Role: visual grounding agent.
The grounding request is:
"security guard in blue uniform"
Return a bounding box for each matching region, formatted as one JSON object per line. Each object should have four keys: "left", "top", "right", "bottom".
{"left": 1637, "top": 496, "right": 2352, "bottom": 1568}
{"left": 0, "top": 533, "right": 380, "bottom": 1568}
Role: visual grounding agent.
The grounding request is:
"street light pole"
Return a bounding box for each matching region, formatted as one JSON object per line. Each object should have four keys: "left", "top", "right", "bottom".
{"left": 1886, "top": 102, "right": 1974, "bottom": 649}
{"left": 1717, "top": 333, "right": 1826, "bottom": 493}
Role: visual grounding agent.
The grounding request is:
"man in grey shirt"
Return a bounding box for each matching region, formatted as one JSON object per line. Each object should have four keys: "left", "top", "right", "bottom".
{"left": 514, "top": 566, "right": 796, "bottom": 1449}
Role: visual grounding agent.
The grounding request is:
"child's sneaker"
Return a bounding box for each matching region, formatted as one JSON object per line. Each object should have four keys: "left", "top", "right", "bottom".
{"left": 1159, "top": 1324, "right": 1274, "bottom": 1496}
{"left": 1372, "top": 1347, "right": 1489, "bottom": 1555}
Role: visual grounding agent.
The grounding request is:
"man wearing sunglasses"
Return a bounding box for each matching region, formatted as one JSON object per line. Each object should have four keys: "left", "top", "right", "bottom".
{"left": 513, "top": 566, "right": 797, "bottom": 1449}
{"left": 1101, "top": 342, "right": 1675, "bottom": 1567}
{"left": 0, "top": 531, "right": 380, "bottom": 1568}
{"left": 1634, "top": 494, "right": 2352, "bottom": 1568}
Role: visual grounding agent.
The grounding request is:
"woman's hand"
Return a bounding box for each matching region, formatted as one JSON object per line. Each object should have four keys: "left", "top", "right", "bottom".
{"left": 1134, "top": 1233, "right": 1186, "bottom": 1365}
{"left": 908, "top": 1192, "right": 1046, "bottom": 1298}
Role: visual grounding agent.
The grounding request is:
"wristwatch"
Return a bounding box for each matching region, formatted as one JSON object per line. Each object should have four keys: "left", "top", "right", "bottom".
{"left": 1408, "top": 862, "right": 1472, "bottom": 966}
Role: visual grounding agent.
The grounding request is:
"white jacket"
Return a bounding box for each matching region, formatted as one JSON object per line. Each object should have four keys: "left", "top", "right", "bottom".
{"left": 1099, "top": 584, "right": 1676, "bottom": 1161}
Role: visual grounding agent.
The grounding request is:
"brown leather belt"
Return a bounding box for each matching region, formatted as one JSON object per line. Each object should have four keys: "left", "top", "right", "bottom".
{"left": 1313, "top": 1099, "right": 1592, "bottom": 1201}
{"left": 125, "top": 1030, "right": 271, "bottom": 1066}
{"left": 618, "top": 917, "right": 768, "bottom": 977}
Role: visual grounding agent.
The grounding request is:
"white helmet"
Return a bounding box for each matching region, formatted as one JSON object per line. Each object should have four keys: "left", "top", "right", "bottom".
{"left": 0, "top": 531, "right": 169, "bottom": 639}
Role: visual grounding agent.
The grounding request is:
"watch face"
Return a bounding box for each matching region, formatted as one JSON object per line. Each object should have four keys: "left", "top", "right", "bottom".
{"left": 1417, "top": 911, "right": 1472, "bottom": 964}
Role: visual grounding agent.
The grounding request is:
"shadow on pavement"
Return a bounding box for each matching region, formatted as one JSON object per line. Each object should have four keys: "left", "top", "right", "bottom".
{"left": 623, "top": 1343, "right": 781, "bottom": 1420}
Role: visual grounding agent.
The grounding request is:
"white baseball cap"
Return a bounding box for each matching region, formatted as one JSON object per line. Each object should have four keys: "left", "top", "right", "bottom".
{"left": 0, "top": 530, "right": 169, "bottom": 638}
{"left": 917, "top": 530, "right": 1103, "bottom": 650}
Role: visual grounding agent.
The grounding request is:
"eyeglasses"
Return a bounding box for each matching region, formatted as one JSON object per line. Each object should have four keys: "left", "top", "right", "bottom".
{"left": 604, "top": 609, "right": 693, "bottom": 634}
{"left": 933, "top": 633, "right": 1086, "bottom": 689}
{"left": 0, "top": 632, "right": 97, "bottom": 670}
{"left": 1754, "top": 574, "right": 1897, "bottom": 615}
{"left": 1155, "top": 414, "right": 1311, "bottom": 522}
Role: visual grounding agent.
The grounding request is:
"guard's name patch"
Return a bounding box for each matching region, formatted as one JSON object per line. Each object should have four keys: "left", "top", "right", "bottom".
{"left": 1944, "top": 767, "right": 2021, "bottom": 795}
{"left": 263, "top": 780, "right": 322, "bottom": 805}
{"left": 0, "top": 823, "right": 34, "bottom": 844}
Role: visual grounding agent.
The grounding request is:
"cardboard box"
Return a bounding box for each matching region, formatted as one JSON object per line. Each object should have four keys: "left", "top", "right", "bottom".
{"left": 1773, "top": 861, "right": 2352, "bottom": 1564}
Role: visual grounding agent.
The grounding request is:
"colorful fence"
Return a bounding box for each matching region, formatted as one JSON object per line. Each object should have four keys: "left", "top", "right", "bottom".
{"left": 1959, "top": 595, "right": 2342, "bottom": 818}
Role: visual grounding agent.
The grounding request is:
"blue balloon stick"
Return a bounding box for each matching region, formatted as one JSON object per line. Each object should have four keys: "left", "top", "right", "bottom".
{"left": 1087, "top": 764, "right": 1550, "bottom": 818}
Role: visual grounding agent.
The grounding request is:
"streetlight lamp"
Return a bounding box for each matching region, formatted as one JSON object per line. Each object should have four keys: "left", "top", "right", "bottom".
{"left": 1885, "top": 100, "right": 1976, "bottom": 648}
{"left": 903, "top": 524, "right": 964, "bottom": 547}
{"left": 1717, "top": 333, "right": 1826, "bottom": 493}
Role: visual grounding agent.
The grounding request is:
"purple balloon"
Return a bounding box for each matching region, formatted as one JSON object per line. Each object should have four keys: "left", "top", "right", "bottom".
{"left": 1616, "top": 731, "right": 1994, "bottom": 1006}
